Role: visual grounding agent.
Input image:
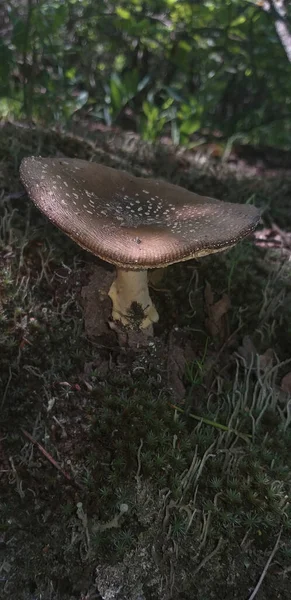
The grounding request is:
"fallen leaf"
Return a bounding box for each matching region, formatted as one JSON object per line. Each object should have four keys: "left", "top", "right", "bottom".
{"left": 236, "top": 336, "right": 275, "bottom": 371}
{"left": 259, "top": 348, "right": 275, "bottom": 371}
{"left": 204, "top": 281, "right": 230, "bottom": 341}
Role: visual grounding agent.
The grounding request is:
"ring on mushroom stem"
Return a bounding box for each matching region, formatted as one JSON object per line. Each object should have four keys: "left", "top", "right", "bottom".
{"left": 19, "top": 157, "right": 261, "bottom": 332}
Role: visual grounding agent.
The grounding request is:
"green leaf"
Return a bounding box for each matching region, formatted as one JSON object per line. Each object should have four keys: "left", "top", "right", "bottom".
{"left": 0, "top": 97, "right": 22, "bottom": 118}
{"left": 110, "top": 76, "right": 124, "bottom": 113}
{"left": 65, "top": 67, "right": 77, "bottom": 81}
{"left": 142, "top": 101, "right": 152, "bottom": 118}
{"left": 122, "top": 69, "right": 139, "bottom": 97}
{"left": 178, "top": 40, "right": 191, "bottom": 52}
{"left": 116, "top": 7, "right": 131, "bottom": 20}
{"left": 179, "top": 118, "right": 201, "bottom": 135}
{"left": 230, "top": 15, "right": 247, "bottom": 27}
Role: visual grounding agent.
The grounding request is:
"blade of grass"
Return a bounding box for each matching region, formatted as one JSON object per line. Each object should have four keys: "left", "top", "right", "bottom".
{"left": 168, "top": 403, "right": 251, "bottom": 444}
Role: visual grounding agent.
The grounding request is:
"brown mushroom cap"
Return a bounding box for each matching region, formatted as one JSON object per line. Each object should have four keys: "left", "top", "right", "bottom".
{"left": 20, "top": 157, "right": 260, "bottom": 269}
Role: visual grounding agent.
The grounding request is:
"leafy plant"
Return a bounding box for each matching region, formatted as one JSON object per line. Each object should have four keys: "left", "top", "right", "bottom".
{"left": 1, "top": 0, "right": 290, "bottom": 147}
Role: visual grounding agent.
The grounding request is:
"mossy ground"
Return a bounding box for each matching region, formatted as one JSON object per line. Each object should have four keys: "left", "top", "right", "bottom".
{"left": 1, "top": 122, "right": 291, "bottom": 599}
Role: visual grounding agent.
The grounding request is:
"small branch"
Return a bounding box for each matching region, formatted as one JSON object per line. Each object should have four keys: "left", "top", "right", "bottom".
{"left": 256, "top": 0, "right": 291, "bottom": 62}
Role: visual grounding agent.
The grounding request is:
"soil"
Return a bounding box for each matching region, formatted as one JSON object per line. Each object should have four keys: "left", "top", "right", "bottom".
{"left": 1, "top": 121, "right": 291, "bottom": 600}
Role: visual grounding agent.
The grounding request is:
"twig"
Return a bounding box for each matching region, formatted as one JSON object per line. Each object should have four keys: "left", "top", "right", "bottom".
{"left": 20, "top": 428, "right": 83, "bottom": 489}
{"left": 248, "top": 527, "right": 282, "bottom": 600}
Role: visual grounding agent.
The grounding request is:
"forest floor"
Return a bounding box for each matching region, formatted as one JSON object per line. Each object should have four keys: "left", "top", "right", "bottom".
{"left": 1, "top": 121, "right": 291, "bottom": 600}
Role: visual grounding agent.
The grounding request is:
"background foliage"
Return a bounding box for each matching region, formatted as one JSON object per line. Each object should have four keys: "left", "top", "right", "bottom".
{"left": 1, "top": 0, "right": 291, "bottom": 148}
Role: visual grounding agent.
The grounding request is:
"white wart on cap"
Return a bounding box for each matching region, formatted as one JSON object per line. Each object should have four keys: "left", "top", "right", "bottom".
{"left": 20, "top": 157, "right": 260, "bottom": 330}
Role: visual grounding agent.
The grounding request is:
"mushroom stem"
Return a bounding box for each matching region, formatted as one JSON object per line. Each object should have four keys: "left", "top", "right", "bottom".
{"left": 108, "top": 268, "right": 159, "bottom": 329}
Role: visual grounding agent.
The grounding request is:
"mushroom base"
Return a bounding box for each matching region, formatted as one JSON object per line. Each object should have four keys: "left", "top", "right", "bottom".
{"left": 108, "top": 269, "right": 159, "bottom": 330}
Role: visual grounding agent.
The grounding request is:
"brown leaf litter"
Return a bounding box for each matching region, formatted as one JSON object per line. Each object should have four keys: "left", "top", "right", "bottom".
{"left": 236, "top": 336, "right": 275, "bottom": 371}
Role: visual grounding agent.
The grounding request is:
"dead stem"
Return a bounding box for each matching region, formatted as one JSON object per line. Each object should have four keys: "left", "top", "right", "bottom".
{"left": 248, "top": 528, "right": 282, "bottom": 600}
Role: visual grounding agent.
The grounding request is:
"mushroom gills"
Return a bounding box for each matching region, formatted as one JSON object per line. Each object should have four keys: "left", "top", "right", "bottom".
{"left": 108, "top": 269, "right": 159, "bottom": 329}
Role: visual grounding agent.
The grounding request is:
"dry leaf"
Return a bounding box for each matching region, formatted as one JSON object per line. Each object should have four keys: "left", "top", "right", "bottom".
{"left": 236, "top": 336, "right": 275, "bottom": 371}
{"left": 259, "top": 348, "right": 275, "bottom": 371}
{"left": 204, "top": 281, "right": 230, "bottom": 341}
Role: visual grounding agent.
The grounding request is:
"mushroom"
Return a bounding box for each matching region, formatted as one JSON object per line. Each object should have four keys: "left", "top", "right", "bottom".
{"left": 19, "top": 157, "right": 260, "bottom": 331}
